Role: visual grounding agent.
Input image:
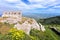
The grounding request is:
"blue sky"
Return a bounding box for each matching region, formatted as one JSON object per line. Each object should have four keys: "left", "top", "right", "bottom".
{"left": 0, "top": 0, "right": 60, "bottom": 18}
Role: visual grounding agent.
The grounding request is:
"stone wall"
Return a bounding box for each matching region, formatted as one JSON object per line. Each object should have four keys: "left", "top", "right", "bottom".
{"left": 2, "top": 11, "right": 22, "bottom": 18}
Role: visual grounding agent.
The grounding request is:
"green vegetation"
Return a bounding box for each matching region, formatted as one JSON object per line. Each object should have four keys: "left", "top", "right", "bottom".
{"left": 0, "top": 16, "right": 60, "bottom": 40}
{"left": 0, "top": 27, "right": 59, "bottom": 40}
{"left": 38, "top": 16, "right": 60, "bottom": 33}
{"left": 37, "top": 16, "right": 60, "bottom": 40}
{"left": 30, "top": 28, "right": 60, "bottom": 40}
{"left": 0, "top": 28, "right": 32, "bottom": 40}
{"left": 0, "top": 27, "right": 60, "bottom": 40}
{"left": 37, "top": 16, "right": 60, "bottom": 25}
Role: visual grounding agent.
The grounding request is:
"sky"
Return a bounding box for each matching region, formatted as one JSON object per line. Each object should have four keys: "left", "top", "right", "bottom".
{"left": 0, "top": 0, "right": 60, "bottom": 18}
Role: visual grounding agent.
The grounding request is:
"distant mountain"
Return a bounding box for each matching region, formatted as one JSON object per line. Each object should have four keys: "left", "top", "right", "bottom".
{"left": 0, "top": 12, "right": 60, "bottom": 20}
{"left": 23, "top": 13, "right": 60, "bottom": 20}
{"left": 37, "top": 16, "right": 60, "bottom": 25}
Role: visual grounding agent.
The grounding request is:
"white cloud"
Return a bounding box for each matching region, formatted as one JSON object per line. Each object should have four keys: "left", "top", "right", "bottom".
{"left": 53, "top": 6, "right": 60, "bottom": 8}
{"left": 0, "top": 0, "right": 49, "bottom": 10}
{"left": 28, "top": 0, "right": 57, "bottom": 7}
{"left": 29, "top": 0, "right": 55, "bottom": 3}
{"left": 29, "top": 4, "right": 46, "bottom": 8}
{"left": 29, "top": 0, "right": 56, "bottom": 3}
{"left": 0, "top": 0, "right": 60, "bottom": 11}
{"left": 29, "top": 0, "right": 43, "bottom": 3}
{"left": 0, "top": 0, "right": 29, "bottom": 10}
{"left": 15, "top": 3, "right": 30, "bottom": 9}
{"left": 4, "top": 0, "right": 19, "bottom": 3}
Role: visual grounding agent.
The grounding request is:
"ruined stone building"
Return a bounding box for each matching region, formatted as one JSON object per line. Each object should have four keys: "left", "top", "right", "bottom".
{"left": 2, "top": 11, "right": 22, "bottom": 18}
{"left": 1, "top": 11, "right": 22, "bottom": 24}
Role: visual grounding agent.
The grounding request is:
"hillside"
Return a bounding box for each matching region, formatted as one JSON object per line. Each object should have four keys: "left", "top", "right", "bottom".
{"left": 38, "top": 16, "right": 60, "bottom": 25}
{"left": 0, "top": 17, "right": 60, "bottom": 40}
{"left": 0, "top": 11, "right": 60, "bottom": 40}
{"left": 0, "top": 22, "right": 60, "bottom": 40}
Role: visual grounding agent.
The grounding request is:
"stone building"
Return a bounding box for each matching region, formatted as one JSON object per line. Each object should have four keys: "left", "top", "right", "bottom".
{"left": 1, "top": 11, "right": 22, "bottom": 24}
{"left": 2, "top": 11, "right": 22, "bottom": 18}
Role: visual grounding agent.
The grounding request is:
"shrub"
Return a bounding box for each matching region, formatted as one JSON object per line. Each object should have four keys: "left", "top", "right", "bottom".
{"left": 3, "top": 28, "right": 32, "bottom": 40}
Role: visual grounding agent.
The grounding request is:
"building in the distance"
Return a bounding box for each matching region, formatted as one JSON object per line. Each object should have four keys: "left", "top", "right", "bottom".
{"left": 2, "top": 11, "right": 22, "bottom": 18}
{"left": 1, "top": 11, "right": 22, "bottom": 24}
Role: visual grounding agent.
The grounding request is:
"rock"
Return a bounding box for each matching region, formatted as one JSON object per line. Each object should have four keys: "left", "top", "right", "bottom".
{"left": 39, "top": 23, "right": 45, "bottom": 32}
{"left": 14, "top": 19, "right": 41, "bottom": 35}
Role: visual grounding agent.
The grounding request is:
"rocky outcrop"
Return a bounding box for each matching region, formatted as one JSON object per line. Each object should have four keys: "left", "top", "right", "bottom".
{"left": 14, "top": 18, "right": 40, "bottom": 34}
{"left": 0, "top": 17, "right": 45, "bottom": 34}
{"left": 39, "top": 23, "right": 45, "bottom": 32}
{"left": 14, "top": 17, "right": 45, "bottom": 34}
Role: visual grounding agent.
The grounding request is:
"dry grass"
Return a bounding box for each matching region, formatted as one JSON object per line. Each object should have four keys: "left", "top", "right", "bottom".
{"left": 0, "top": 22, "right": 11, "bottom": 35}
{"left": 0, "top": 26, "right": 10, "bottom": 35}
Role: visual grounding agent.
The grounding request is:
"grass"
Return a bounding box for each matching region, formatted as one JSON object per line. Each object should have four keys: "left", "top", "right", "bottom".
{"left": 45, "top": 27, "right": 60, "bottom": 40}
{"left": 0, "top": 22, "right": 14, "bottom": 35}
{"left": 30, "top": 27, "right": 60, "bottom": 40}
{"left": 0, "top": 22, "right": 60, "bottom": 40}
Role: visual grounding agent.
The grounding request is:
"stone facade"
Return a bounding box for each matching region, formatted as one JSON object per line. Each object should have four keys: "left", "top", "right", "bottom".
{"left": 1, "top": 11, "right": 22, "bottom": 24}
{"left": 2, "top": 11, "right": 22, "bottom": 18}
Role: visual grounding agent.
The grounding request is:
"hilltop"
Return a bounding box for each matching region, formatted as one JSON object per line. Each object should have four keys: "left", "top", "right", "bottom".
{"left": 0, "top": 11, "right": 45, "bottom": 35}
{"left": 0, "top": 11, "right": 60, "bottom": 40}
{"left": 0, "top": 16, "right": 60, "bottom": 40}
